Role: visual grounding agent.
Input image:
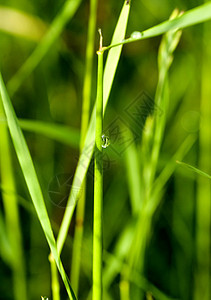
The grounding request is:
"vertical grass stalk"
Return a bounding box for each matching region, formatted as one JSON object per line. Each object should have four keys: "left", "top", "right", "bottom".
{"left": 49, "top": 253, "right": 60, "bottom": 300}
{"left": 194, "top": 11, "right": 211, "bottom": 300}
{"left": 93, "top": 30, "right": 104, "bottom": 300}
{"left": 71, "top": 0, "right": 98, "bottom": 294}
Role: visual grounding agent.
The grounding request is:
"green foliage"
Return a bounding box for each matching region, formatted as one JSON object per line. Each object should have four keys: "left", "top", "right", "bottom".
{"left": 0, "top": 1, "right": 210, "bottom": 300}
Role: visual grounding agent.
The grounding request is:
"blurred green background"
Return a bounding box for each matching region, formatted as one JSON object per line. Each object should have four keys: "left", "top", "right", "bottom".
{"left": 0, "top": 1, "right": 210, "bottom": 300}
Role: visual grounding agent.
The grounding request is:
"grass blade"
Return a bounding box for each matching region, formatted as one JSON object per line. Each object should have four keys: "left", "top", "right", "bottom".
{"left": 0, "top": 72, "right": 76, "bottom": 300}
{"left": 104, "top": 2, "right": 211, "bottom": 50}
{"left": 56, "top": 1, "right": 131, "bottom": 253}
{"left": 176, "top": 161, "right": 211, "bottom": 180}
{"left": 0, "top": 101, "right": 27, "bottom": 300}
{"left": 19, "top": 119, "right": 80, "bottom": 148}
{"left": 194, "top": 14, "right": 211, "bottom": 299}
{"left": 7, "top": 0, "right": 82, "bottom": 95}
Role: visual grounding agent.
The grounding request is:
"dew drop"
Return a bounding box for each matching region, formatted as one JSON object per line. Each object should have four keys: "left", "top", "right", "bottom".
{"left": 130, "top": 31, "right": 143, "bottom": 39}
{"left": 101, "top": 134, "right": 110, "bottom": 149}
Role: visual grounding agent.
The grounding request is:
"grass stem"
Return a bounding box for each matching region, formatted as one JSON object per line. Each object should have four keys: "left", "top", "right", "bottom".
{"left": 93, "top": 39, "right": 104, "bottom": 300}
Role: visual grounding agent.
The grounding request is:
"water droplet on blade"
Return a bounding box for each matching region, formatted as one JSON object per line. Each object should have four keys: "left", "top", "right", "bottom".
{"left": 101, "top": 134, "right": 110, "bottom": 149}
{"left": 130, "top": 31, "right": 143, "bottom": 39}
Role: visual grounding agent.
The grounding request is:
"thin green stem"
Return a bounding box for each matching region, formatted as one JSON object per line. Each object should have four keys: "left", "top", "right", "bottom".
{"left": 71, "top": 0, "right": 98, "bottom": 294}
{"left": 93, "top": 44, "right": 104, "bottom": 300}
{"left": 176, "top": 161, "right": 211, "bottom": 179}
{"left": 49, "top": 254, "right": 60, "bottom": 300}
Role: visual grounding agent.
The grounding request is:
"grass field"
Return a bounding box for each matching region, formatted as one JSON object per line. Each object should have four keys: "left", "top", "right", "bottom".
{"left": 0, "top": 1, "right": 210, "bottom": 300}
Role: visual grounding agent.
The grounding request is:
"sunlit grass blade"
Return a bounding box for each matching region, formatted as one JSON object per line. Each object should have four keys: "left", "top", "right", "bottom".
{"left": 176, "top": 161, "right": 211, "bottom": 179}
{"left": 102, "top": 1, "right": 131, "bottom": 109}
{"left": 56, "top": 1, "right": 131, "bottom": 254}
{"left": 0, "top": 6, "right": 47, "bottom": 41}
{"left": 0, "top": 73, "right": 77, "bottom": 300}
{"left": 104, "top": 2, "right": 211, "bottom": 50}
{"left": 19, "top": 119, "right": 80, "bottom": 148}
{"left": 7, "top": 0, "right": 82, "bottom": 95}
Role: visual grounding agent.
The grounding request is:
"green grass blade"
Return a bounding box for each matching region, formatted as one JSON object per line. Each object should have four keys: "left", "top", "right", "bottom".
{"left": 102, "top": 1, "right": 131, "bottom": 109}
{"left": 176, "top": 161, "right": 211, "bottom": 180}
{"left": 19, "top": 119, "right": 80, "bottom": 148}
{"left": 194, "top": 13, "right": 211, "bottom": 299}
{"left": 151, "top": 135, "right": 197, "bottom": 212}
{"left": 56, "top": 1, "right": 131, "bottom": 253}
{"left": 0, "top": 73, "right": 77, "bottom": 300}
{"left": 7, "top": 0, "right": 82, "bottom": 95}
{"left": 49, "top": 254, "right": 60, "bottom": 300}
{"left": 104, "top": 2, "right": 211, "bottom": 50}
{"left": 127, "top": 11, "right": 182, "bottom": 286}
{"left": 149, "top": 10, "right": 182, "bottom": 187}
{"left": 0, "top": 101, "right": 27, "bottom": 300}
{"left": 124, "top": 130, "right": 143, "bottom": 214}
{"left": 0, "top": 209, "right": 13, "bottom": 266}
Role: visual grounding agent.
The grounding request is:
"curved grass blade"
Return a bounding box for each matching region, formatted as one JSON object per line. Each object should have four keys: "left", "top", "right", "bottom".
{"left": 0, "top": 73, "right": 77, "bottom": 300}
{"left": 7, "top": 0, "right": 82, "bottom": 96}
{"left": 56, "top": 1, "right": 131, "bottom": 253}
{"left": 104, "top": 2, "right": 211, "bottom": 50}
{"left": 176, "top": 160, "right": 211, "bottom": 180}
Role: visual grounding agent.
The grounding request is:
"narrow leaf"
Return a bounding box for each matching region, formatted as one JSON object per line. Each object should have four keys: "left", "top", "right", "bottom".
{"left": 0, "top": 73, "right": 77, "bottom": 300}
{"left": 19, "top": 119, "right": 80, "bottom": 148}
{"left": 176, "top": 160, "right": 211, "bottom": 179}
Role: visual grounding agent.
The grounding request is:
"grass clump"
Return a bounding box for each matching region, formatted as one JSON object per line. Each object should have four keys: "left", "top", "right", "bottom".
{"left": 0, "top": 1, "right": 210, "bottom": 300}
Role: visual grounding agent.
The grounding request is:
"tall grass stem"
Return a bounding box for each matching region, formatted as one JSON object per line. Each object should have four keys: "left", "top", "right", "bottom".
{"left": 93, "top": 46, "right": 104, "bottom": 300}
